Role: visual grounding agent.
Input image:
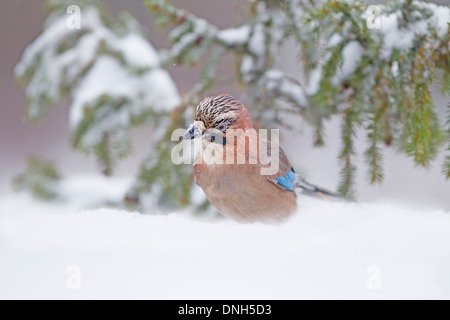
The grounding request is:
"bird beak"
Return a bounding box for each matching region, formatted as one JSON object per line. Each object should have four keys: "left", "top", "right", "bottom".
{"left": 182, "top": 123, "right": 203, "bottom": 140}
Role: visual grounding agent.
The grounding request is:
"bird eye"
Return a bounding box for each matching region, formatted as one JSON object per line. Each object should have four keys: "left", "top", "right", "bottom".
{"left": 217, "top": 124, "right": 226, "bottom": 131}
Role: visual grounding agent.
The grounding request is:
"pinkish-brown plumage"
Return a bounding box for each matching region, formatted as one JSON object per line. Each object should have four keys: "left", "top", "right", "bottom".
{"left": 184, "top": 94, "right": 297, "bottom": 223}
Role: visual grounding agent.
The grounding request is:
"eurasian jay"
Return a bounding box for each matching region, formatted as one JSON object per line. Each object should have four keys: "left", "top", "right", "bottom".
{"left": 182, "top": 94, "right": 338, "bottom": 223}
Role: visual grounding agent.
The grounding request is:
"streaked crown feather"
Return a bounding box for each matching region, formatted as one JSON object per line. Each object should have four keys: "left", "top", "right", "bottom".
{"left": 195, "top": 94, "right": 241, "bottom": 129}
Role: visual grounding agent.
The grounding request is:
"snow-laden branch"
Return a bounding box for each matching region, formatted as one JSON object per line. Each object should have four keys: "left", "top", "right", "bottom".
{"left": 16, "top": 5, "right": 180, "bottom": 174}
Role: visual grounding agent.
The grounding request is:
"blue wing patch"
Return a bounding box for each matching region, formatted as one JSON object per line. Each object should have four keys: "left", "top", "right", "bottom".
{"left": 274, "top": 169, "right": 296, "bottom": 191}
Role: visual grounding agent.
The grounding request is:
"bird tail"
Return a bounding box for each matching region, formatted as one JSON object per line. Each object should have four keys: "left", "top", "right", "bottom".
{"left": 295, "top": 174, "right": 344, "bottom": 201}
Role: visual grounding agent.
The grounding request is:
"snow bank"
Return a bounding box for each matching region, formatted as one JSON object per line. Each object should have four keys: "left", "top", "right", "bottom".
{"left": 0, "top": 176, "right": 449, "bottom": 299}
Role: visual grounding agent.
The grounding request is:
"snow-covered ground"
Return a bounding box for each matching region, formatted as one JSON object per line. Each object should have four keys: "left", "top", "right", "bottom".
{"left": 0, "top": 175, "right": 449, "bottom": 299}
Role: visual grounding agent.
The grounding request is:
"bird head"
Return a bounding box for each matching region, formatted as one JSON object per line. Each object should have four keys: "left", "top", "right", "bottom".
{"left": 182, "top": 94, "right": 252, "bottom": 145}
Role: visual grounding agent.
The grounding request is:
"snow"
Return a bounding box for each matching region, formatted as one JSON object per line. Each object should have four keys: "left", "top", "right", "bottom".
{"left": 68, "top": 54, "right": 179, "bottom": 148}
{"left": 16, "top": 5, "right": 181, "bottom": 148}
{"left": 240, "top": 56, "right": 254, "bottom": 78}
{"left": 171, "top": 32, "right": 199, "bottom": 57}
{"left": 381, "top": 13, "right": 417, "bottom": 59}
{"left": 237, "top": 22, "right": 268, "bottom": 83}
{"left": 379, "top": 3, "right": 449, "bottom": 59}
{"left": 262, "top": 69, "right": 308, "bottom": 107}
{"left": 416, "top": 2, "right": 450, "bottom": 36}
{"left": 339, "top": 41, "right": 364, "bottom": 79}
{"left": 391, "top": 60, "right": 399, "bottom": 77}
{"left": 328, "top": 34, "right": 343, "bottom": 47}
{"left": 15, "top": 12, "right": 72, "bottom": 77}
{"left": 305, "top": 68, "right": 322, "bottom": 95}
{"left": 115, "top": 34, "right": 160, "bottom": 68}
{"left": 170, "top": 18, "right": 212, "bottom": 57}
{"left": 217, "top": 25, "right": 251, "bottom": 46}
{"left": 70, "top": 57, "right": 133, "bottom": 129}
{"left": 69, "top": 55, "right": 180, "bottom": 140}
{"left": 1, "top": 175, "right": 450, "bottom": 299}
{"left": 248, "top": 23, "right": 265, "bottom": 56}
{"left": 16, "top": 7, "right": 107, "bottom": 87}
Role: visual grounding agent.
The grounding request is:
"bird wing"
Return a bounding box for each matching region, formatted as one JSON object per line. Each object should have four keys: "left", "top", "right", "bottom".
{"left": 254, "top": 137, "right": 296, "bottom": 192}
{"left": 254, "top": 137, "right": 343, "bottom": 197}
